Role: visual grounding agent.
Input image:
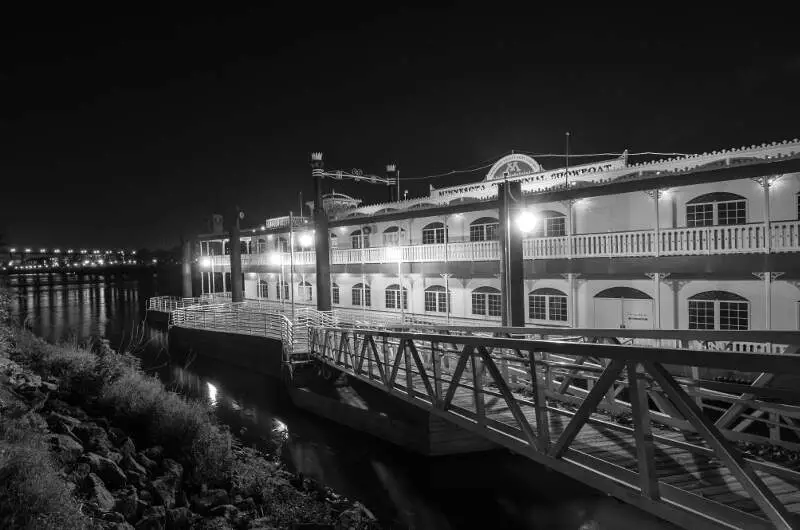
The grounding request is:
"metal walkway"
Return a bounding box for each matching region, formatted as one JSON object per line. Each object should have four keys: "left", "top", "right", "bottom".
{"left": 308, "top": 326, "right": 800, "bottom": 530}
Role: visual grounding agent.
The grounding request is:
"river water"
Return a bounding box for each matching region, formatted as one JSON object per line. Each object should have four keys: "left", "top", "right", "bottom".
{"left": 2, "top": 272, "right": 677, "bottom": 530}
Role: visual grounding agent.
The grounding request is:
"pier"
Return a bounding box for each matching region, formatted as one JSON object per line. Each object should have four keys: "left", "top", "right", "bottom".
{"left": 149, "top": 296, "right": 800, "bottom": 529}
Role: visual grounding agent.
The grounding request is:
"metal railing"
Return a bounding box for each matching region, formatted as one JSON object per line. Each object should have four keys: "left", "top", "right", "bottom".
{"left": 207, "top": 221, "right": 800, "bottom": 268}
{"left": 309, "top": 326, "right": 800, "bottom": 529}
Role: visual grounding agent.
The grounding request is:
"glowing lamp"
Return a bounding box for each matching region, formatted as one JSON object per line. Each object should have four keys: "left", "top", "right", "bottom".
{"left": 269, "top": 253, "right": 282, "bottom": 266}
{"left": 516, "top": 211, "right": 539, "bottom": 234}
{"left": 200, "top": 257, "right": 212, "bottom": 268}
{"left": 298, "top": 232, "right": 314, "bottom": 248}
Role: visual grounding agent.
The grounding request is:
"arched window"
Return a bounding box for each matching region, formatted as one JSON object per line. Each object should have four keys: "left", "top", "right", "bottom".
{"left": 424, "top": 285, "right": 450, "bottom": 313}
{"left": 688, "top": 291, "right": 749, "bottom": 330}
{"left": 471, "top": 286, "right": 501, "bottom": 317}
{"left": 469, "top": 217, "right": 499, "bottom": 242}
{"left": 686, "top": 192, "right": 747, "bottom": 227}
{"left": 532, "top": 211, "right": 566, "bottom": 238}
{"left": 257, "top": 278, "right": 269, "bottom": 298}
{"left": 352, "top": 283, "right": 371, "bottom": 307}
{"left": 385, "top": 284, "right": 408, "bottom": 310}
{"left": 350, "top": 229, "right": 370, "bottom": 249}
{"left": 330, "top": 233, "right": 338, "bottom": 249}
{"left": 382, "top": 226, "right": 406, "bottom": 246}
{"left": 277, "top": 237, "right": 289, "bottom": 253}
{"left": 331, "top": 283, "right": 340, "bottom": 305}
{"left": 298, "top": 281, "right": 313, "bottom": 302}
{"left": 529, "top": 288, "right": 568, "bottom": 322}
{"left": 256, "top": 238, "right": 268, "bottom": 254}
{"left": 277, "top": 279, "right": 289, "bottom": 300}
{"left": 422, "top": 222, "right": 447, "bottom": 245}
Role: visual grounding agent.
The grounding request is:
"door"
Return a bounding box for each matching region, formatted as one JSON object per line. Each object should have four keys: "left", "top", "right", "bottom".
{"left": 593, "top": 298, "right": 623, "bottom": 328}
{"left": 622, "top": 299, "right": 654, "bottom": 329}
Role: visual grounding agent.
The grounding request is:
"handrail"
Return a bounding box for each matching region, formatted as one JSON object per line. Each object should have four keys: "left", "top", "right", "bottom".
{"left": 308, "top": 325, "right": 800, "bottom": 529}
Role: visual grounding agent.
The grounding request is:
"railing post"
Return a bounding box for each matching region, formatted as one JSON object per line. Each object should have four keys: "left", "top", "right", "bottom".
{"left": 529, "top": 351, "right": 550, "bottom": 451}
{"left": 431, "top": 342, "right": 443, "bottom": 404}
{"left": 471, "top": 354, "right": 485, "bottom": 425}
{"left": 627, "top": 361, "right": 659, "bottom": 500}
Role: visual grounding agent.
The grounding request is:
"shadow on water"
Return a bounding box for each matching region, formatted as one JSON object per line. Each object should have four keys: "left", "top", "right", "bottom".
{"left": 1, "top": 273, "right": 678, "bottom": 530}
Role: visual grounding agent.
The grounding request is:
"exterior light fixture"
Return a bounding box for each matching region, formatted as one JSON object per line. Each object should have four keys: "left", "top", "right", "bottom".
{"left": 40, "top": 248, "right": 47, "bottom": 253}
{"left": 24, "top": 248, "right": 31, "bottom": 253}
{"left": 269, "top": 253, "right": 282, "bottom": 266}
{"left": 200, "top": 257, "right": 212, "bottom": 268}
{"left": 516, "top": 211, "right": 539, "bottom": 234}
{"left": 9, "top": 248, "right": 15, "bottom": 252}
{"left": 298, "top": 233, "right": 314, "bottom": 248}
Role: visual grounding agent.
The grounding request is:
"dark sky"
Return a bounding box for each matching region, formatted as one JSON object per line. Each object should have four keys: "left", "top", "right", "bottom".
{"left": 3, "top": 6, "right": 799, "bottom": 250}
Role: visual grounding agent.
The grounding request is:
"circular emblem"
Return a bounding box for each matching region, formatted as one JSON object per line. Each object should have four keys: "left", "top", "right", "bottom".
{"left": 485, "top": 154, "right": 542, "bottom": 181}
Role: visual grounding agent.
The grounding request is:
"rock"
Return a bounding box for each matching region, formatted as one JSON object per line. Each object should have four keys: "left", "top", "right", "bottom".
{"left": 41, "top": 381, "right": 58, "bottom": 392}
{"left": 139, "top": 489, "right": 154, "bottom": 504}
{"left": 151, "top": 474, "right": 179, "bottom": 509}
{"left": 161, "top": 458, "right": 183, "bottom": 481}
{"left": 46, "top": 433, "right": 84, "bottom": 464}
{"left": 191, "top": 489, "right": 230, "bottom": 514}
{"left": 119, "top": 437, "right": 137, "bottom": 459}
{"left": 122, "top": 454, "right": 148, "bottom": 476}
{"left": 47, "top": 398, "right": 88, "bottom": 420}
{"left": 209, "top": 504, "right": 239, "bottom": 521}
{"left": 102, "top": 511, "right": 127, "bottom": 523}
{"left": 115, "top": 487, "right": 141, "bottom": 523}
{"left": 109, "top": 427, "right": 128, "bottom": 446}
{"left": 45, "top": 411, "right": 82, "bottom": 433}
{"left": 74, "top": 422, "right": 113, "bottom": 456}
{"left": 143, "top": 446, "right": 164, "bottom": 462}
{"left": 113, "top": 523, "right": 135, "bottom": 530}
{"left": 69, "top": 462, "right": 91, "bottom": 489}
{"left": 235, "top": 496, "right": 255, "bottom": 513}
{"left": 165, "top": 507, "right": 191, "bottom": 530}
{"left": 137, "top": 452, "right": 159, "bottom": 473}
{"left": 176, "top": 489, "right": 189, "bottom": 509}
{"left": 88, "top": 472, "right": 116, "bottom": 512}
{"left": 108, "top": 450, "right": 124, "bottom": 465}
{"left": 80, "top": 452, "right": 127, "bottom": 489}
{"left": 134, "top": 505, "right": 166, "bottom": 530}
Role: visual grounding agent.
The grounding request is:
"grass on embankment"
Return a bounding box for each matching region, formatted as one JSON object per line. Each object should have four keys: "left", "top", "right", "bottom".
{"left": 0, "top": 291, "right": 340, "bottom": 528}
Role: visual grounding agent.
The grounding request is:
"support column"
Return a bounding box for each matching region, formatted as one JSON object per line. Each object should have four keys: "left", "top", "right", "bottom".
{"left": 763, "top": 177, "right": 772, "bottom": 253}
{"left": 499, "top": 180, "right": 525, "bottom": 327}
{"left": 646, "top": 273, "right": 663, "bottom": 329}
{"left": 312, "top": 152, "right": 332, "bottom": 311}
{"left": 561, "top": 200, "right": 574, "bottom": 258}
{"left": 754, "top": 272, "right": 784, "bottom": 330}
{"left": 181, "top": 237, "right": 193, "bottom": 298}
{"left": 230, "top": 210, "right": 244, "bottom": 302}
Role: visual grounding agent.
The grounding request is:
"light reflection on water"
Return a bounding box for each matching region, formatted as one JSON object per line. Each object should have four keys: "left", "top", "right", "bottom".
{"left": 1, "top": 274, "right": 678, "bottom": 530}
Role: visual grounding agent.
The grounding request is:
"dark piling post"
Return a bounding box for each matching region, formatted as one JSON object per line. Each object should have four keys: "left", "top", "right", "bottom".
{"left": 499, "top": 180, "right": 525, "bottom": 327}
{"left": 312, "top": 152, "right": 331, "bottom": 311}
{"left": 230, "top": 209, "right": 244, "bottom": 302}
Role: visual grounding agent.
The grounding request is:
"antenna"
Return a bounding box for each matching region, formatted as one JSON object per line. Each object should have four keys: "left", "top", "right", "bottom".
{"left": 565, "top": 131, "right": 571, "bottom": 188}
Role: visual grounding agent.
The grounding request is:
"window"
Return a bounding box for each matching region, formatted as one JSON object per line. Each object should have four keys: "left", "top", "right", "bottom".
{"left": 330, "top": 233, "right": 338, "bottom": 249}
{"left": 469, "top": 218, "right": 500, "bottom": 242}
{"left": 385, "top": 284, "right": 408, "bottom": 310}
{"left": 471, "top": 286, "right": 502, "bottom": 317}
{"left": 352, "top": 283, "right": 371, "bottom": 307}
{"left": 383, "top": 226, "right": 404, "bottom": 246}
{"left": 528, "top": 288, "right": 568, "bottom": 322}
{"left": 258, "top": 279, "right": 269, "bottom": 298}
{"left": 422, "top": 222, "right": 447, "bottom": 245}
{"left": 688, "top": 291, "right": 749, "bottom": 330}
{"left": 298, "top": 281, "right": 313, "bottom": 302}
{"left": 331, "top": 283, "right": 340, "bottom": 305}
{"left": 277, "top": 237, "right": 289, "bottom": 252}
{"left": 424, "top": 285, "right": 450, "bottom": 312}
{"left": 686, "top": 193, "right": 747, "bottom": 227}
{"left": 350, "top": 230, "right": 370, "bottom": 249}
{"left": 277, "top": 280, "right": 289, "bottom": 300}
{"left": 532, "top": 211, "right": 567, "bottom": 237}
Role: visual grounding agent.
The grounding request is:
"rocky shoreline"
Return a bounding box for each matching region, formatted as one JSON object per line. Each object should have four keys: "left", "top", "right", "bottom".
{"left": 0, "top": 306, "right": 378, "bottom": 529}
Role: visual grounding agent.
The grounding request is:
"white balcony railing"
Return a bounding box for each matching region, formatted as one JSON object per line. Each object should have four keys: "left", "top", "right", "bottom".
{"left": 204, "top": 221, "right": 800, "bottom": 268}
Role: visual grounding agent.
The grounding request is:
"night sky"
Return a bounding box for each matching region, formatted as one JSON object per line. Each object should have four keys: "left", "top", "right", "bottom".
{"left": 3, "top": 6, "right": 799, "bottom": 250}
